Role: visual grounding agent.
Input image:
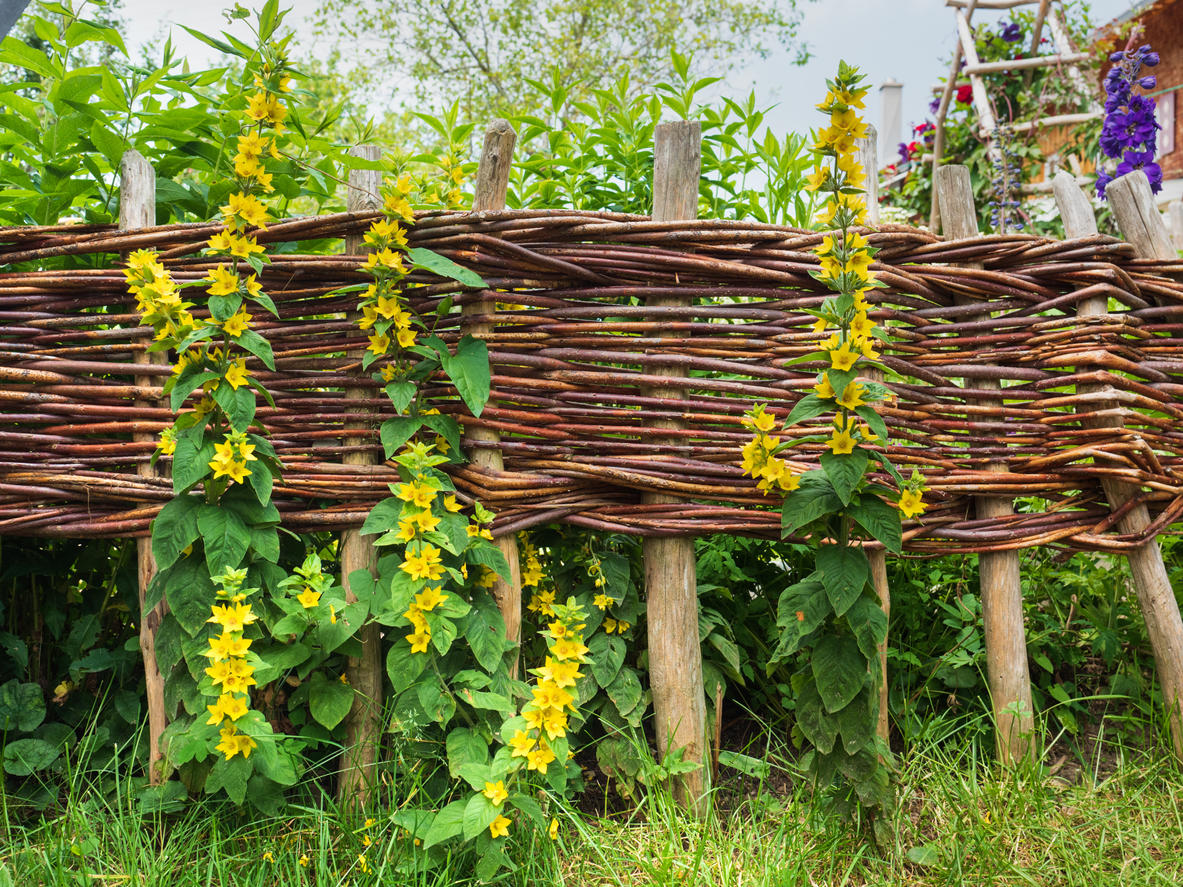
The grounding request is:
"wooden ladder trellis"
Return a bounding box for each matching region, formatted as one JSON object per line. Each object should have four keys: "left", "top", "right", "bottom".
{"left": 929, "top": 0, "right": 1101, "bottom": 231}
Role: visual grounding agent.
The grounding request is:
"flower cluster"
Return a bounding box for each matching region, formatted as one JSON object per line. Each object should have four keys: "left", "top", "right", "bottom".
{"left": 202, "top": 568, "right": 259, "bottom": 759}
{"left": 1097, "top": 42, "right": 1161, "bottom": 198}
{"left": 357, "top": 193, "right": 416, "bottom": 367}
{"left": 124, "top": 250, "right": 195, "bottom": 349}
{"left": 505, "top": 600, "right": 589, "bottom": 782}
{"left": 393, "top": 444, "right": 466, "bottom": 654}
{"left": 522, "top": 533, "right": 558, "bottom": 619}
{"left": 895, "top": 122, "right": 935, "bottom": 168}
{"left": 740, "top": 405, "right": 799, "bottom": 494}
{"left": 987, "top": 124, "right": 1024, "bottom": 232}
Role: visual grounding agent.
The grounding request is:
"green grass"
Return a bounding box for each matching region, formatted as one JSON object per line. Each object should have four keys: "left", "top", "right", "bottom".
{"left": 4, "top": 732, "right": 1182, "bottom": 887}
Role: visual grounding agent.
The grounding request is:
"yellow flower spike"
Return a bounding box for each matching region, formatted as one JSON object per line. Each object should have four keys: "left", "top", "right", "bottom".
{"left": 203, "top": 631, "right": 252, "bottom": 661}
{"left": 226, "top": 234, "right": 265, "bottom": 260}
{"left": 400, "top": 545, "right": 445, "bottom": 581}
{"left": 221, "top": 192, "right": 269, "bottom": 230}
{"left": 207, "top": 602, "right": 257, "bottom": 633}
{"left": 157, "top": 428, "right": 177, "bottom": 456}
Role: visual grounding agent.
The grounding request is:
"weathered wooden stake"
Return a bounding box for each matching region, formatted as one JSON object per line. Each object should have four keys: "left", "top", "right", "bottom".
{"left": 337, "top": 146, "right": 385, "bottom": 804}
{"left": 935, "top": 165, "right": 1035, "bottom": 764}
{"left": 123, "top": 149, "right": 168, "bottom": 785}
{"left": 644, "top": 120, "right": 707, "bottom": 810}
{"left": 467, "top": 120, "right": 523, "bottom": 649}
{"left": 856, "top": 127, "right": 891, "bottom": 746}
{"left": 1059, "top": 170, "right": 1183, "bottom": 758}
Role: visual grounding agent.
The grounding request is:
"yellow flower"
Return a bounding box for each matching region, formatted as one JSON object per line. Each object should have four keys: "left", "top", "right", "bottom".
{"left": 207, "top": 602, "right": 257, "bottom": 633}
{"left": 221, "top": 192, "right": 269, "bottom": 230}
{"left": 412, "top": 510, "right": 441, "bottom": 534}
{"left": 367, "top": 333, "right": 390, "bottom": 356}
{"left": 401, "top": 545, "right": 445, "bottom": 581}
{"left": 828, "top": 342, "right": 858, "bottom": 372}
{"left": 206, "top": 230, "right": 233, "bottom": 253}
{"left": 209, "top": 452, "right": 251, "bottom": 484}
{"left": 396, "top": 481, "right": 437, "bottom": 508}
{"left": 222, "top": 309, "right": 252, "bottom": 338}
{"left": 443, "top": 495, "right": 463, "bottom": 513}
{"left": 245, "top": 91, "right": 286, "bottom": 126}
{"left": 236, "top": 132, "right": 269, "bottom": 163}
{"left": 826, "top": 415, "right": 858, "bottom": 455}
{"left": 836, "top": 381, "right": 866, "bottom": 410}
{"left": 215, "top": 723, "right": 257, "bottom": 760}
{"left": 407, "top": 628, "right": 431, "bottom": 654}
{"left": 548, "top": 817, "right": 559, "bottom": 840}
{"left": 592, "top": 593, "right": 614, "bottom": 610}
{"left": 851, "top": 311, "right": 875, "bottom": 340}
{"left": 899, "top": 488, "right": 927, "bottom": 518}
{"left": 224, "top": 359, "right": 250, "bottom": 390}
{"left": 262, "top": 851, "right": 274, "bottom": 864}
{"left": 227, "top": 234, "right": 264, "bottom": 260}
{"left": 538, "top": 656, "right": 581, "bottom": 689}
{"left": 531, "top": 681, "right": 573, "bottom": 713}
{"left": 552, "top": 637, "right": 589, "bottom": 661}
{"left": 206, "top": 264, "right": 239, "bottom": 296}
{"left": 158, "top": 428, "right": 177, "bottom": 456}
{"left": 396, "top": 326, "right": 417, "bottom": 348}
{"left": 814, "top": 375, "right": 835, "bottom": 399}
{"left": 805, "top": 166, "right": 828, "bottom": 192}
{"left": 362, "top": 249, "right": 407, "bottom": 274}
{"left": 296, "top": 587, "right": 321, "bottom": 609}
{"left": 489, "top": 815, "right": 511, "bottom": 839}
{"left": 414, "top": 586, "right": 448, "bottom": 612}
{"left": 298, "top": 855, "right": 309, "bottom": 868}
{"left": 541, "top": 708, "right": 568, "bottom": 740}
{"left": 204, "top": 630, "right": 251, "bottom": 661}
{"left": 508, "top": 730, "right": 535, "bottom": 759}
{"left": 603, "top": 617, "right": 618, "bottom": 634}
{"left": 525, "top": 742, "right": 556, "bottom": 773}
{"left": 483, "top": 780, "right": 508, "bottom": 806}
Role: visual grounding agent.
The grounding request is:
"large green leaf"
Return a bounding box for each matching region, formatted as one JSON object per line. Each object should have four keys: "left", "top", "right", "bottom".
{"left": 152, "top": 494, "right": 201, "bottom": 571}
{"left": 380, "top": 416, "right": 423, "bottom": 459}
{"left": 445, "top": 728, "right": 489, "bottom": 779}
{"left": 197, "top": 505, "right": 251, "bottom": 574}
{"left": 816, "top": 544, "right": 870, "bottom": 617}
{"left": 768, "top": 577, "right": 827, "bottom": 666}
{"left": 462, "top": 792, "right": 501, "bottom": 840}
{"left": 212, "top": 382, "right": 256, "bottom": 432}
{"left": 0, "top": 680, "right": 45, "bottom": 732}
{"left": 172, "top": 434, "right": 214, "bottom": 493}
{"left": 820, "top": 448, "right": 868, "bottom": 506}
{"left": 464, "top": 596, "right": 513, "bottom": 672}
{"left": 781, "top": 473, "right": 841, "bottom": 537}
{"left": 784, "top": 393, "right": 829, "bottom": 427}
{"left": 2, "top": 738, "right": 61, "bottom": 776}
{"left": 588, "top": 632, "right": 626, "bottom": 688}
{"left": 408, "top": 247, "right": 487, "bottom": 288}
{"left": 308, "top": 671, "right": 355, "bottom": 730}
{"left": 385, "top": 639, "right": 427, "bottom": 694}
{"left": 422, "top": 799, "right": 467, "bottom": 849}
{"left": 845, "top": 596, "right": 888, "bottom": 662}
{"left": 849, "top": 495, "right": 903, "bottom": 554}
{"left": 812, "top": 635, "right": 867, "bottom": 714}
{"left": 438, "top": 334, "right": 491, "bottom": 417}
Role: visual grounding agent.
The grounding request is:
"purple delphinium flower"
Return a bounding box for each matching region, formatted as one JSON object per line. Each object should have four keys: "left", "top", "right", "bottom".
{"left": 1000, "top": 22, "right": 1022, "bottom": 43}
{"left": 1097, "top": 43, "right": 1162, "bottom": 199}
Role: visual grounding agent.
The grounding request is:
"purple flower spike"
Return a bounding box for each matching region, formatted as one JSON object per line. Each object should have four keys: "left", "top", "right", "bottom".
{"left": 1098, "top": 43, "right": 1163, "bottom": 199}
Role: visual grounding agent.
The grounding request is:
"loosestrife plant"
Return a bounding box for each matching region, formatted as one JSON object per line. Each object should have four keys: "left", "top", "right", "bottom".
{"left": 740, "top": 62, "right": 926, "bottom": 817}
{"left": 1097, "top": 42, "right": 1161, "bottom": 199}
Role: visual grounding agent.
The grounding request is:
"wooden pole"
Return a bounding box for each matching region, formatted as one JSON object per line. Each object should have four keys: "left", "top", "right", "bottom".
{"left": 929, "top": 0, "right": 978, "bottom": 232}
{"left": 467, "top": 120, "right": 523, "bottom": 649}
{"left": 857, "top": 127, "right": 890, "bottom": 745}
{"left": 935, "top": 165, "right": 1035, "bottom": 764}
{"left": 337, "top": 145, "right": 384, "bottom": 804}
{"left": 123, "top": 149, "right": 168, "bottom": 785}
{"left": 644, "top": 120, "right": 707, "bottom": 810}
{"left": 1064, "top": 170, "right": 1183, "bottom": 758}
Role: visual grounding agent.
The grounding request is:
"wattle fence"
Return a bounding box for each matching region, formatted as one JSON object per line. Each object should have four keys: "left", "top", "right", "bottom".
{"left": 3, "top": 128, "right": 1183, "bottom": 794}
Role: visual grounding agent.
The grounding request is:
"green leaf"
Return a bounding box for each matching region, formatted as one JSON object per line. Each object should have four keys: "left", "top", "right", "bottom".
{"left": 205, "top": 754, "right": 252, "bottom": 805}
{"left": 795, "top": 679, "right": 838, "bottom": 754}
{"left": 308, "top": 671, "right": 355, "bottom": 730}
{"left": 212, "top": 382, "right": 256, "bottom": 432}
{"left": 462, "top": 792, "right": 501, "bottom": 840}
{"left": 360, "top": 497, "right": 403, "bottom": 536}
{"left": 421, "top": 413, "right": 463, "bottom": 460}
{"left": 854, "top": 405, "right": 888, "bottom": 443}
{"left": 438, "top": 335, "right": 491, "bottom": 417}
{"left": 446, "top": 728, "right": 488, "bottom": 778}
{"left": 0, "top": 37, "right": 57, "bottom": 79}
{"left": 785, "top": 393, "right": 830, "bottom": 427}
{"left": 423, "top": 799, "right": 467, "bottom": 849}
{"left": 170, "top": 369, "right": 219, "bottom": 412}
{"left": 464, "top": 596, "right": 513, "bottom": 673}
{"left": 820, "top": 448, "right": 868, "bottom": 506}
{"left": 172, "top": 435, "right": 214, "bottom": 493}
{"left": 380, "top": 417, "right": 423, "bottom": 458}
{"left": 588, "top": 633, "right": 626, "bottom": 688}
{"left": 781, "top": 474, "right": 841, "bottom": 536}
{"left": 2, "top": 738, "right": 61, "bottom": 776}
{"left": 418, "top": 677, "right": 456, "bottom": 724}
{"left": 236, "top": 330, "right": 276, "bottom": 370}
{"left": 834, "top": 690, "right": 875, "bottom": 755}
{"left": 407, "top": 247, "right": 486, "bottom": 288}
{"left": 152, "top": 494, "right": 201, "bottom": 571}
{"left": 605, "top": 666, "right": 643, "bottom": 717}
{"left": 197, "top": 505, "right": 250, "bottom": 575}
{"left": 849, "top": 496, "right": 903, "bottom": 555}
{"left": 845, "top": 596, "right": 888, "bottom": 664}
{"left": 385, "top": 639, "right": 427, "bottom": 694}
{"left": 467, "top": 543, "right": 511, "bottom": 584}
{"left": 812, "top": 635, "right": 867, "bottom": 714}
{"left": 385, "top": 381, "right": 416, "bottom": 413}
{"left": 0, "top": 680, "right": 45, "bottom": 732}
{"left": 816, "top": 545, "right": 870, "bottom": 617}
{"left": 769, "top": 578, "right": 827, "bottom": 665}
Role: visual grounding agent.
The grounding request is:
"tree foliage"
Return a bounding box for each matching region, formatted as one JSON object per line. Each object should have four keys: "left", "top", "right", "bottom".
{"left": 310, "top": 0, "right": 811, "bottom": 123}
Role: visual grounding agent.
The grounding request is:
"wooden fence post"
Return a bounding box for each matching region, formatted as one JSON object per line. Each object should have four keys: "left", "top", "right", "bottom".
{"left": 338, "top": 145, "right": 384, "bottom": 804}
{"left": 935, "top": 165, "right": 1035, "bottom": 764}
{"left": 645, "top": 120, "right": 708, "bottom": 810}
{"left": 467, "top": 120, "right": 523, "bottom": 649}
{"left": 1058, "top": 170, "right": 1183, "bottom": 758}
{"left": 123, "top": 149, "right": 168, "bottom": 785}
{"left": 857, "top": 126, "right": 890, "bottom": 746}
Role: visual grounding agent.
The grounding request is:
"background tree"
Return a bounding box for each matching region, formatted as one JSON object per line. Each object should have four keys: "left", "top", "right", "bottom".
{"left": 309, "top": 0, "right": 812, "bottom": 125}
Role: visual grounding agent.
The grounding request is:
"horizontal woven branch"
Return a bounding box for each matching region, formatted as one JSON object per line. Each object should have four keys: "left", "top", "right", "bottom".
{"left": 2, "top": 209, "right": 1183, "bottom": 552}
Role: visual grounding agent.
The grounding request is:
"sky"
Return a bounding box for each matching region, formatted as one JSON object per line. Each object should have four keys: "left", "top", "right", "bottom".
{"left": 116, "top": 0, "right": 1144, "bottom": 151}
